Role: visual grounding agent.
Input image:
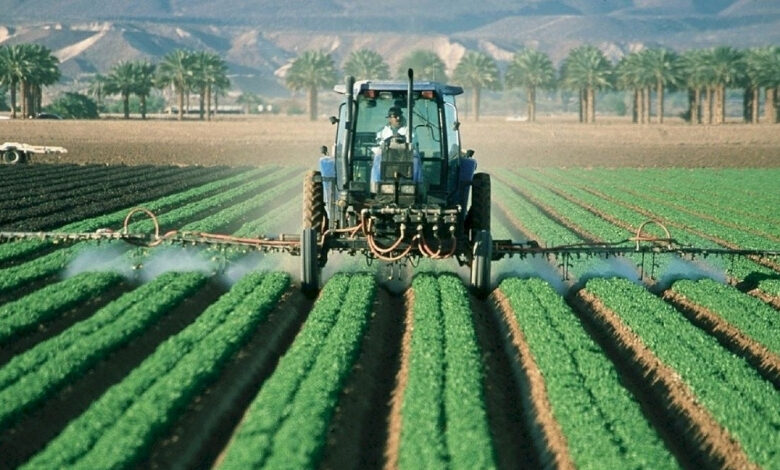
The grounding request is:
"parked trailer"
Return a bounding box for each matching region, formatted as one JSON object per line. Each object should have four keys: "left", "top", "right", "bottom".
{"left": 0, "top": 142, "right": 68, "bottom": 164}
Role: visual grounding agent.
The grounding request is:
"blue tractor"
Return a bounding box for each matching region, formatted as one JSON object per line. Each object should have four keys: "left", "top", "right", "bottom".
{"left": 301, "top": 70, "right": 493, "bottom": 296}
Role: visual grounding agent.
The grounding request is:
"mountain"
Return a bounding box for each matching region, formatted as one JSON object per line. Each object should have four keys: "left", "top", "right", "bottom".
{"left": 1, "top": 0, "right": 778, "bottom": 97}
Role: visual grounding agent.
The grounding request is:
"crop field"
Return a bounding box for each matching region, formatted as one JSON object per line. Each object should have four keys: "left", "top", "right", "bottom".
{"left": 0, "top": 121, "right": 779, "bottom": 469}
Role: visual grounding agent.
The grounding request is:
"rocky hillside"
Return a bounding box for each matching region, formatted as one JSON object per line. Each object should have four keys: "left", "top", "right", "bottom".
{"left": 1, "top": 0, "right": 778, "bottom": 96}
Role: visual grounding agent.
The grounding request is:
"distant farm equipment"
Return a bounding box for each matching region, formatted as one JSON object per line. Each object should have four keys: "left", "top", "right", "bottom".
{"left": 1, "top": 142, "right": 68, "bottom": 164}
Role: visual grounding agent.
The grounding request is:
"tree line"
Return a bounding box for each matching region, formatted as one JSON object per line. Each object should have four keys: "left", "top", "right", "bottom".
{"left": 2, "top": 42, "right": 778, "bottom": 123}
{"left": 0, "top": 44, "right": 229, "bottom": 120}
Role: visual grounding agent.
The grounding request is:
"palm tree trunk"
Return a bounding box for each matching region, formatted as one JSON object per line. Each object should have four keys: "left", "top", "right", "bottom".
{"left": 751, "top": 88, "right": 758, "bottom": 124}
{"left": 206, "top": 84, "right": 212, "bottom": 121}
{"left": 693, "top": 88, "right": 701, "bottom": 124}
{"left": 656, "top": 81, "right": 664, "bottom": 124}
{"left": 644, "top": 87, "right": 651, "bottom": 124}
{"left": 214, "top": 92, "right": 219, "bottom": 119}
{"left": 141, "top": 95, "right": 147, "bottom": 120}
{"left": 20, "top": 81, "right": 28, "bottom": 118}
{"left": 578, "top": 89, "right": 584, "bottom": 123}
{"left": 703, "top": 87, "right": 712, "bottom": 124}
{"left": 123, "top": 93, "right": 130, "bottom": 119}
{"left": 587, "top": 87, "right": 595, "bottom": 123}
{"left": 199, "top": 89, "right": 205, "bottom": 120}
{"left": 527, "top": 87, "right": 535, "bottom": 122}
{"left": 765, "top": 87, "right": 777, "bottom": 124}
{"left": 716, "top": 85, "right": 725, "bottom": 125}
{"left": 473, "top": 87, "right": 481, "bottom": 122}
{"left": 10, "top": 82, "right": 17, "bottom": 119}
{"left": 308, "top": 87, "right": 318, "bottom": 121}
{"left": 632, "top": 89, "right": 638, "bottom": 124}
{"left": 177, "top": 88, "right": 184, "bottom": 120}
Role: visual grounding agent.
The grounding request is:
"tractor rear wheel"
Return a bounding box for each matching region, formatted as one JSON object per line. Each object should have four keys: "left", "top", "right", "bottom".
{"left": 469, "top": 172, "right": 491, "bottom": 237}
{"left": 302, "top": 171, "right": 326, "bottom": 296}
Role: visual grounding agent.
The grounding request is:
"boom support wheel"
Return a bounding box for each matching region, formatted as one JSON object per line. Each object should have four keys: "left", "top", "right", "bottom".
{"left": 470, "top": 229, "right": 492, "bottom": 298}
{"left": 302, "top": 171, "right": 326, "bottom": 296}
{"left": 2, "top": 150, "right": 25, "bottom": 165}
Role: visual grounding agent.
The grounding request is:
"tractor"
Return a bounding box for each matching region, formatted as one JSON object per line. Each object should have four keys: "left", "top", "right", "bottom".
{"left": 300, "top": 70, "right": 493, "bottom": 296}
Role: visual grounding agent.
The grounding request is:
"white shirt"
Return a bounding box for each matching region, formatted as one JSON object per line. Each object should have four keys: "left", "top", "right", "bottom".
{"left": 376, "top": 125, "right": 408, "bottom": 142}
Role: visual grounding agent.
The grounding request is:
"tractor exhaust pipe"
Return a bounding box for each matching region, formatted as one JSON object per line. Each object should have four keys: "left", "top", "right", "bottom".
{"left": 406, "top": 69, "right": 413, "bottom": 146}
{"left": 339, "top": 75, "right": 355, "bottom": 191}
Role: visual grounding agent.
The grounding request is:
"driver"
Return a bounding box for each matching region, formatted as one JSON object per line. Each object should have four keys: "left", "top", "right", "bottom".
{"left": 376, "top": 106, "right": 408, "bottom": 143}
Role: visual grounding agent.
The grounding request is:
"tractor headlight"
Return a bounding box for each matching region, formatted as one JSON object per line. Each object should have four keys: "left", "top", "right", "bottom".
{"left": 399, "top": 183, "right": 416, "bottom": 195}
{"left": 379, "top": 183, "right": 396, "bottom": 195}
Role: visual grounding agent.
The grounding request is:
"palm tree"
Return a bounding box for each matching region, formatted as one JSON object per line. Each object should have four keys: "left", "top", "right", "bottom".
{"left": 104, "top": 61, "right": 137, "bottom": 119}
{"left": 505, "top": 48, "right": 556, "bottom": 122}
{"left": 397, "top": 50, "right": 447, "bottom": 81}
{"left": 679, "top": 49, "right": 712, "bottom": 124}
{"left": 561, "top": 45, "right": 613, "bottom": 123}
{"left": 237, "top": 92, "right": 261, "bottom": 114}
{"left": 133, "top": 61, "right": 156, "bottom": 120}
{"left": 157, "top": 49, "right": 194, "bottom": 120}
{"left": 452, "top": 51, "right": 500, "bottom": 121}
{"left": 709, "top": 46, "right": 744, "bottom": 124}
{"left": 743, "top": 46, "right": 780, "bottom": 124}
{"left": 25, "top": 44, "right": 60, "bottom": 117}
{"left": 343, "top": 49, "right": 390, "bottom": 80}
{"left": 0, "top": 44, "right": 27, "bottom": 118}
{"left": 87, "top": 73, "right": 107, "bottom": 113}
{"left": 641, "top": 48, "right": 682, "bottom": 124}
{"left": 191, "top": 51, "right": 229, "bottom": 120}
{"left": 616, "top": 52, "right": 649, "bottom": 123}
{"left": 285, "top": 50, "right": 337, "bottom": 121}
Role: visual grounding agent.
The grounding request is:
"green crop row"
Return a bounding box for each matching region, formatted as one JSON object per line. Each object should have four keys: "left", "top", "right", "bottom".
{"left": 0, "top": 272, "right": 206, "bottom": 430}
{"left": 218, "top": 273, "right": 376, "bottom": 469}
{"left": 24, "top": 271, "right": 289, "bottom": 469}
{"left": 0, "top": 166, "right": 259, "bottom": 264}
{"left": 499, "top": 277, "right": 678, "bottom": 469}
{"left": 181, "top": 173, "right": 301, "bottom": 233}
{"left": 0, "top": 271, "right": 122, "bottom": 343}
{"left": 671, "top": 279, "right": 780, "bottom": 355}
{"left": 398, "top": 273, "right": 495, "bottom": 469}
{"left": 525, "top": 168, "right": 775, "bottom": 284}
{"left": 584, "top": 277, "right": 780, "bottom": 468}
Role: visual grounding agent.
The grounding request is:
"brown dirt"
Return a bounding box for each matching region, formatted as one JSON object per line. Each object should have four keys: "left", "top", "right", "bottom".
{"left": 662, "top": 290, "right": 780, "bottom": 387}
{"left": 572, "top": 289, "right": 759, "bottom": 470}
{"left": 4, "top": 116, "right": 779, "bottom": 168}
{"left": 491, "top": 289, "right": 575, "bottom": 470}
{"left": 383, "top": 289, "right": 413, "bottom": 470}
{"left": 747, "top": 288, "right": 780, "bottom": 310}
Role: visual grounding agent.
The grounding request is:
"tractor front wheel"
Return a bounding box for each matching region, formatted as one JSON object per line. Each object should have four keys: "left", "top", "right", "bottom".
{"left": 469, "top": 172, "right": 491, "bottom": 239}
{"left": 302, "top": 171, "right": 326, "bottom": 296}
{"left": 470, "top": 229, "right": 492, "bottom": 298}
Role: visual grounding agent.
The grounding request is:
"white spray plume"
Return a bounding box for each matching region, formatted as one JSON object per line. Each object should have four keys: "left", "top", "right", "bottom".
{"left": 655, "top": 256, "right": 727, "bottom": 290}
{"left": 138, "top": 246, "right": 215, "bottom": 282}
{"left": 64, "top": 244, "right": 135, "bottom": 279}
{"left": 492, "top": 256, "right": 569, "bottom": 295}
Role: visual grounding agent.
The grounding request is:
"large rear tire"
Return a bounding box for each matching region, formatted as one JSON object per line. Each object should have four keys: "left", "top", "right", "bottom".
{"left": 302, "top": 171, "right": 325, "bottom": 296}
{"left": 470, "top": 229, "right": 492, "bottom": 298}
{"left": 469, "top": 172, "right": 491, "bottom": 238}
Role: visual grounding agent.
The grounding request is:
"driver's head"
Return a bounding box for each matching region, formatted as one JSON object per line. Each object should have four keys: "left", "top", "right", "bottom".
{"left": 386, "top": 106, "right": 403, "bottom": 127}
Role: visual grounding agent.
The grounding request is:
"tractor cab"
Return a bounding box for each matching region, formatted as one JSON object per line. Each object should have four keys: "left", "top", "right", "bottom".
{"left": 319, "top": 75, "right": 476, "bottom": 230}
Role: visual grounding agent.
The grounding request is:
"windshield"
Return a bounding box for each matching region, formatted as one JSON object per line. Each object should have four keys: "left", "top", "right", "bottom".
{"left": 352, "top": 91, "right": 444, "bottom": 187}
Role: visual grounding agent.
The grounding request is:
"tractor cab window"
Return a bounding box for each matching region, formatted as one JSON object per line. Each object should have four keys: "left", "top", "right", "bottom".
{"left": 352, "top": 90, "right": 444, "bottom": 192}
{"left": 444, "top": 98, "right": 461, "bottom": 194}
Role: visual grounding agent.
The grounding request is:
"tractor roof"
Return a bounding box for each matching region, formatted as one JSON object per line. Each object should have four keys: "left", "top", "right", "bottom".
{"left": 334, "top": 80, "right": 463, "bottom": 96}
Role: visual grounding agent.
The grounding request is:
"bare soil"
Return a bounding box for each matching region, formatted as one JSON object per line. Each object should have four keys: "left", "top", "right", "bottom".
{"left": 3, "top": 116, "right": 779, "bottom": 168}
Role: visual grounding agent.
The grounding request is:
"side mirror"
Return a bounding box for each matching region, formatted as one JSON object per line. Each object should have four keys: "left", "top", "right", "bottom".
{"left": 453, "top": 121, "right": 460, "bottom": 131}
{"left": 329, "top": 116, "right": 339, "bottom": 125}
{"left": 465, "top": 149, "right": 475, "bottom": 158}
{"left": 320, "top": 145, "right": 328, "bottom": 156}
